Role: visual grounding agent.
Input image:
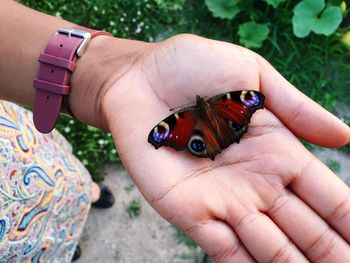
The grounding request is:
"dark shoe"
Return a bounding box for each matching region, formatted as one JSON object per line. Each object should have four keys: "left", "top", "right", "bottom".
{"left": 92, "top": 184, "right": 115, "bottom": 209}
{"left": 203, "top": 253, "right": 214, "bottom": 263}
{"left": 72, "top": 244, "right": 81, "bottom": 261}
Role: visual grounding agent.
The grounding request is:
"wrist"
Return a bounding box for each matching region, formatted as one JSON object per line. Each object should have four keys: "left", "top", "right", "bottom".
{"left": 69, "top": 35, "right": 150, "bottom": 130}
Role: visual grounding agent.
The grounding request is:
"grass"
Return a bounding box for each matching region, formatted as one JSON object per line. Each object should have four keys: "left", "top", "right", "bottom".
{"left": 124, "top": 184, "right": 135, "bottom": 193}
{"left": 173, "top": 227, "right": 202, "bottom": 262}
{"left": 327, "top": 159, "right": 342, "bottom": 173}
{"left": 126, "top": 199, "right": 142, "bottom": 218}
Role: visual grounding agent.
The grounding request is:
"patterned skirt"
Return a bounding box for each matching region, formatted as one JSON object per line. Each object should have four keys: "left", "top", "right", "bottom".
{"left": 0, "top": 101, "right": 92, "bottom": 262}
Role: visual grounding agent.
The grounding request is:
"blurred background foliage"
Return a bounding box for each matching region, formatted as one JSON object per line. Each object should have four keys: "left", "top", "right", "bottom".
{"left": 19, "top": 0, "right": 350, "bottom": 181}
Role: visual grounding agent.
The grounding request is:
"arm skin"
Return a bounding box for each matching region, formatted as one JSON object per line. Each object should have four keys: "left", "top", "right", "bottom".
{"left": 0, "top": 0, "right": 147, "bottom": 129}
{"left": 1, "top": 1, "right": 350, "bottom": 262}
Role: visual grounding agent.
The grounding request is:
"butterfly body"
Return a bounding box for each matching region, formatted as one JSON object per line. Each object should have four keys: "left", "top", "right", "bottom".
{"left": 148, "top": 90, "right": 264, "bottom": 160}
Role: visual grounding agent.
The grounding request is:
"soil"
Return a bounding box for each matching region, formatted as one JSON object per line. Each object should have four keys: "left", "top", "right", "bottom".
{"left": 76, "top": 167, "right": 197, "bottom": 263}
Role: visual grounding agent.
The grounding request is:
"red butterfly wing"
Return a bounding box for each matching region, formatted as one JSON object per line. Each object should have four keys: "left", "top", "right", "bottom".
{"left": 209, "top": 90, "right": 265, "bottom": 146}
{"left": 210, "top": 90, "right": 264, "bottom": 124}
{"left": 148, "top": 108, "right": 197, "bottom": 151}
{"left": 148, "top": 107, "right": 222, "bottom": 160}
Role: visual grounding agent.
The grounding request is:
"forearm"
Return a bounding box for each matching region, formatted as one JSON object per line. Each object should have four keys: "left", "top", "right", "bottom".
{"left": 0, "top": 0, "right": 149, "bottom": 130}
{"left": 0, "top": 0, "right": 75, "bottom": 107}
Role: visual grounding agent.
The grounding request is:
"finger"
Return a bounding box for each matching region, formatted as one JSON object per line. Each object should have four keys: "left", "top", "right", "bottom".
{"left": 290, "top": 156, "right": 350, "bottom": 242}
{"left": 187, "top": 220, "right": 255, "bottom": 263}
{"left": 228, "top": 210, "right": 308, "bottom": 262}
{"left": 268, "top": 190, "right": 350, "bottom": 261}
{"left": 255, "top": 54, "right": 350, "bottom": 147}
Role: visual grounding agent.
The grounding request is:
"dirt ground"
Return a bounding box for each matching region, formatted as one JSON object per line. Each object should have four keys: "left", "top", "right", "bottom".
{"left": 76, "top": 167, "right": 198, "bottom": 263}
{"left": 77, "top": 148, "right": 350, "bottom": 263}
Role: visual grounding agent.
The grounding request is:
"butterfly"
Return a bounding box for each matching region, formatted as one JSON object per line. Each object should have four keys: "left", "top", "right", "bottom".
{"left": 148, "top": 90, "right": 265, "bottom": 160}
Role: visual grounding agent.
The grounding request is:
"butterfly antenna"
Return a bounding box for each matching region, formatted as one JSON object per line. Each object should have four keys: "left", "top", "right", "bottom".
{"left": 169, "top": 102, "right": 194, "bottom": 111}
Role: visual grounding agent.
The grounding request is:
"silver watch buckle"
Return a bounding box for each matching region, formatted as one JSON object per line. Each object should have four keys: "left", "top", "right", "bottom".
{"left": 57, "top": 27, "right": 92, "bottom": 57}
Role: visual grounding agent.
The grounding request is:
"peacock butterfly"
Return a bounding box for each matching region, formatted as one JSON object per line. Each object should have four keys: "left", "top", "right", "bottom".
{"left": 148, "top": 90, "right": 265, "bottom": 160}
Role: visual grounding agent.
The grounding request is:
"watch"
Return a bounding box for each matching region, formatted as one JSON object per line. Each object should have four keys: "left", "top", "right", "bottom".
{"left": 33, "top": 26, "right": 111, "bottom": 133}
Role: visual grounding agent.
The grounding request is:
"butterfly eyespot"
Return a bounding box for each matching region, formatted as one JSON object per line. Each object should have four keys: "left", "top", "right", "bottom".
{"left": 152, "top": 122, "right": 170, "bottom": 143}
{"left": 240, "top": 90, "right": 260, "bottom": 107}
{"left": 188, "top": 134, "right": 206, "bottom": 155}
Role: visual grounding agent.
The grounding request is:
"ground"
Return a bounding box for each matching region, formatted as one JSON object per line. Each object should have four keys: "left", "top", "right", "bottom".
{"left": 76, "top": 166, "right": 200, "bottom": 263}
{"left": 77, "top": 150, "right": 350, "bottom": 263}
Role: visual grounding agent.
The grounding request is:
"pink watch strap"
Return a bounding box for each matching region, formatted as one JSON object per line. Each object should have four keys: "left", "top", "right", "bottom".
{"left": 33, "top": 26, "right": 111, "bottom": 133}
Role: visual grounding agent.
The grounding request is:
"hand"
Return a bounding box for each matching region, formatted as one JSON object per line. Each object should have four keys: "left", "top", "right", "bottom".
{"left": 99, "top": 34, "right": 350, "bottom": 262}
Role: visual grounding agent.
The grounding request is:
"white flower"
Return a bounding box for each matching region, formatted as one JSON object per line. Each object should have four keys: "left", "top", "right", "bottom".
{"left": 82, "top": 159, "right": 89, "bottom": 165}
{"left": 111, "top": 149, "right": 117, "bottom": 154}
{"left": 98, "top": 139, "right": 105, "bottom": 145}
{"left": 120, "top": 17, "right": 125, "bottom": 22}
{"left": 64, "top": 127, "right": 71, "bottom": 133}
{"left": 110, "top": 21, "right": 116, "bottom": 26}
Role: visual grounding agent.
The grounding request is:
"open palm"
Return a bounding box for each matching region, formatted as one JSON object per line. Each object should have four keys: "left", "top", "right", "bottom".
{"left": 101, "top": 35, "right": 350, "bottom": 262}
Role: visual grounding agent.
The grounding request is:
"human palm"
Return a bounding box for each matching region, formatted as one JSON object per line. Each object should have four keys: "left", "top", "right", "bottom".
{"left": 102, "top": 35, "right": 350, "bottom": 262}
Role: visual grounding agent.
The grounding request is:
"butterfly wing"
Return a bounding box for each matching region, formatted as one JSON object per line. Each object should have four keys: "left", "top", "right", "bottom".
{"left": 209, "top": 90, "right": 265, "bottom": 147}
{"left": 148, "top": 107, "right": 197, "bottom": 151}
{"left": 148, "top": 107, "right": 222, "bottom": 160}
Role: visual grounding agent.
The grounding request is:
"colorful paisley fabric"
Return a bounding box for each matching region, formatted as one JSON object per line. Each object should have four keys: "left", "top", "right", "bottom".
{"left": 0, "top": 101, "right": 93, "bottom": 263}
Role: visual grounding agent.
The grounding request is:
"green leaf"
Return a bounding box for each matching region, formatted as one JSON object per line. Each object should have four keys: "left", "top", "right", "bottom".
{"left": 205, "top": 0, "right": 240, "bottom": 19}
{"left": 326, "top": 159, "right": 341, "bottom": 173}
{"left": 292, "top": 0, "right": 342, "bottom": 38}
{"left": 263, "top": 0, "right": 286, "bottom": 8}
{"left": 238, "top": 22, "right": 270, "bottom": 48}
{"left": 126, "top": 199, "right": 141, "bottom": 218}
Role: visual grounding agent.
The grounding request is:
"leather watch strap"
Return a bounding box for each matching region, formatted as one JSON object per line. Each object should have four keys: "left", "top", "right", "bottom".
{"left": 33, "top": 26, "right": 111, "bottom": 133}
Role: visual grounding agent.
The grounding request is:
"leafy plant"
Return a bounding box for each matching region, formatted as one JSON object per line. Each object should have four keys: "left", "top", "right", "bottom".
{"left": 341, "top": 30, "right": 350, "bottom": 46}
{"left": 292, "top": 0, "right": 343, "bottom": 38}
{"left": 263, "top": 0, "right": 286, "bottom": 8}
{"left": 173, "top": 226, "right": 202, "bottom": 262}
{"left": 238, "top": 21, "right": 270, "bottom": 48}
{"left": 179, "top": 252, "right": 203, "bottom": 262}
{"left": 340, "top": 117, "right": 350, "bottom": 155}
{"left": 126, "top": 199, "right": 141, "bottom": 218}
{"left": 326, "top": 159, "right": 341, "bottom": 173}
{"left": 124, "top": 184, "right": 135, "bottom": 193}
{"left": 173, "top": 227, "right": 198, "bottom": 250}
{"left": 205, "top": 0, "right": 240, "bottom": 19}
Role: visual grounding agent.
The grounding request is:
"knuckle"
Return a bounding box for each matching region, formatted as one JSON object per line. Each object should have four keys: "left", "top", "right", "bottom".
{"left": 234, "top": 211, "right": 259, "bottom": 233}
{"left": 326, "top": 194, "right": 350, "bottom": 222}
{"left": 305, "top": 228, "right": 336, "bottom": 261}
{"left": 270, "top": 241, "right": 292, "bottom": 263}
{"left": 268, "top": 193, "right": 289, "bottom": 216}
{"left": 211, "top": 242, "right": 242, "bottom": 263}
